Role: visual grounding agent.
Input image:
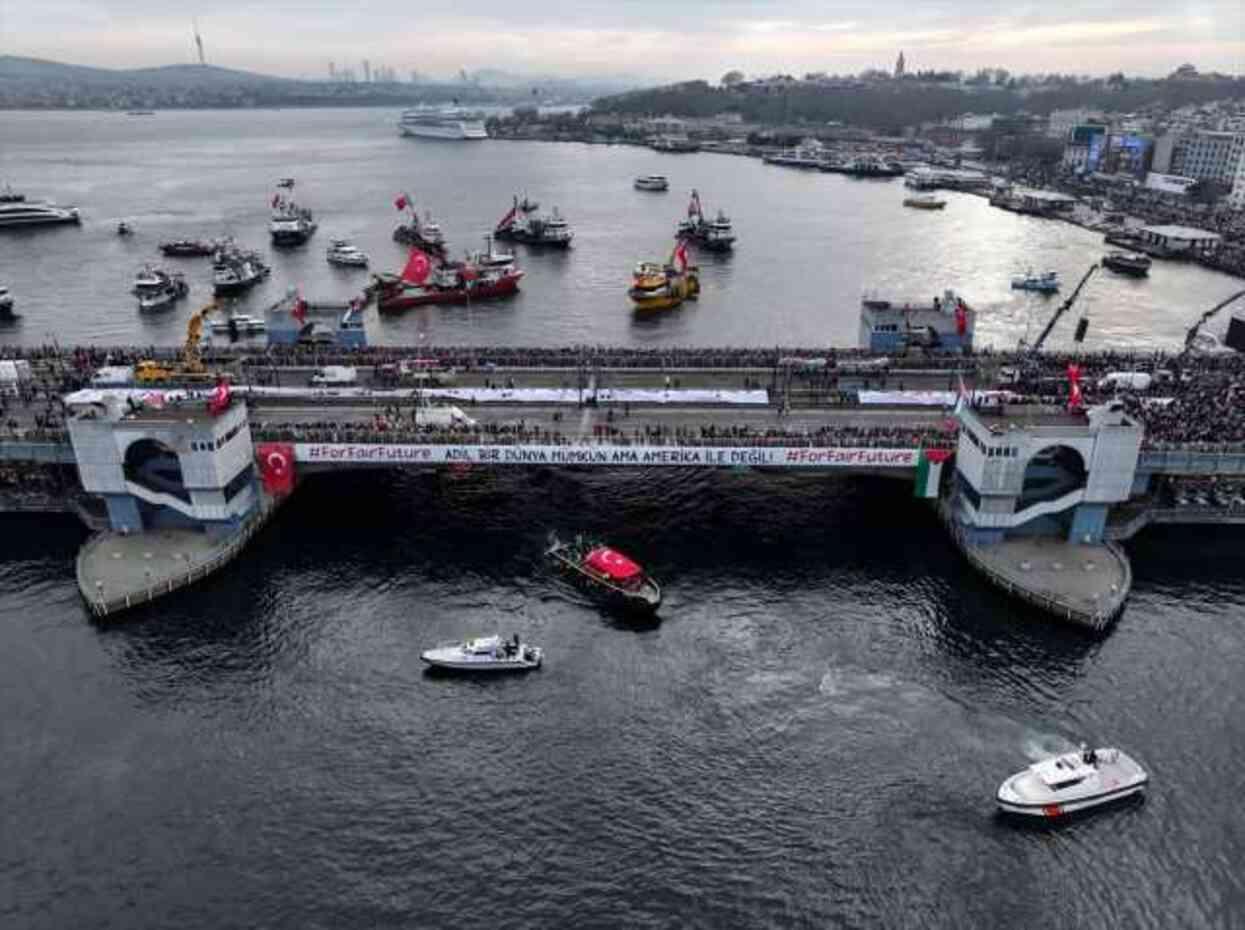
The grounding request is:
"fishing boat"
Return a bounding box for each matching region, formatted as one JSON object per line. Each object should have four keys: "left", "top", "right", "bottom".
{"left": 213, "top": 247, "right": 270, "bottom": 295}
{"left": 159, "top": 238, "right": 218, "bottom": 257}
{"left": 1011, "top": 270, "right": 1060, "bottom": 293}
{"left": 996, "top": 745, "right": 1148, "bottom": 819}
{"left": 136, "top": 279, "right": 189, "bottom": 312}
{"left": 326, "top": 239, "right": 369, "bottom": 268}
{"left": 547, "top": 536, "right": 662, "bottom": 615}
{"left": 375, "top": 249, "right": 523, "bottom": 311}
{"left": 420, "top": 634, "right": 542, "bottom": 672}
{"left": 676, "top": 190, "right": 735, "bottom": 252}
{"left": 494, "top": 197, "right": 573, "bottom": 248}
{"left": 1102, "top": 252, "right": 1152, "bottom": 277}
{"left": 634, "top": 175, "right": 670, "bottom": 192}
{"left": 465, "top": 235, "right": 517, "bottom": 272}
{"left": 269, "top": 183, "right": 317, "bottom": 246}
{"left": 629, "top": 260, "right": 699, "bottom": 312}
{"left": 903, "top": 194, "right": 947, "bottom": 210}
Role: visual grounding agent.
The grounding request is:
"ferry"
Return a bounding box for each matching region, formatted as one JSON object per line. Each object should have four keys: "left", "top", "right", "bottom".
{"left": 997, "top": 746, "right": 1148, "bottom": 819}
{"left": 634, "top": 175, "right": 670, "bottom": 192}
{"left": 1102, "top": 252, "right": 1152, "bottom": 277}
{"left": 398, "top": 106, "right": 488, "bottom": 140}
{"left": 547, "top": 536, "right": 662, "bottom": 615}
{"left": 421, "top": 635, "right": 542, "bottom": 672}
{"left": 629, "top": 260, "right": 699, "bottom": 312}
{"left": 0, "top": 200, "right": 81, "bottom": 228}
{"left": 859, "top": 289, "right": 975, "bottom": 353}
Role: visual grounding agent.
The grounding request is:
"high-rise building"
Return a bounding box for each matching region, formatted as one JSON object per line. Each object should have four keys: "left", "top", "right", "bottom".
{"left": 895, "top": 51, "right": 905, "bottom": 79}
{"left": 1170, "top": 130, "right": 1245, "bottom": 186}
{"left": 362, "top": 59, "right": 371, "bottom": 83}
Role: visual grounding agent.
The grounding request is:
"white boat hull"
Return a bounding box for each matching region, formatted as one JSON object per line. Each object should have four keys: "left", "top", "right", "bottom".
{"left": 421, "top": 641, "right": 542, "bottom": 672}
{"left": 400, "top": 122, "right": 488, "bottom": 140}
{"left": 996, "top": 782, "right": 1147, "bottom": 818}
{"left": 996, "top": 747, "right": 1148, "bottom": 819}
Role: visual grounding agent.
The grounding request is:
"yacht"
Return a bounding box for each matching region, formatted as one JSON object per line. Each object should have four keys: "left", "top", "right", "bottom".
{"left": 634, "top": 175, "right": 670, "bottom": 192}
{"left": 997, "top": 745, "right": 1148, "bottom": 819}
{"left": 326, "top": 239, "right": 369, "bottom": 268}
{"left": 421, "top": 635, "right": 542, "bottom": 672}
{"left": 398, "top": 106, "right": 488, "bottom": 140}
{"left": 0, "top": 201, "right": 81, "bottom": 228}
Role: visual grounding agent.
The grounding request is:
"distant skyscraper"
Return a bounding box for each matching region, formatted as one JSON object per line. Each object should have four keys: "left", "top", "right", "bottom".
{"left": 895, "top": 51, "right": 905, "bottom": 78}
{"left": 193, "top": 18, "right": 206, "bottom": 65}
{"left": 363, "top": 59, "right": 371, "bottom": 83}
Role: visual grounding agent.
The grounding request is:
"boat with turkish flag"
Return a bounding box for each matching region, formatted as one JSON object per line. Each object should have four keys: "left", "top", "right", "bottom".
{"left": 374, "top": 248, "right": 523, "bottom": 311}
{"left": 547, "top": 535, "right": 662, "bottom": 615}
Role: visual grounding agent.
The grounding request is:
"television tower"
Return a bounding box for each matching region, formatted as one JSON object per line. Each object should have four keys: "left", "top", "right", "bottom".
{"left": 193, "top": 18, "right": 206, "bottom": 65}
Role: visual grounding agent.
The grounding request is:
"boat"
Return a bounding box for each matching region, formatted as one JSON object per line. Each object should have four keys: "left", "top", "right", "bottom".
{"left": 125, "top": 110, "right": 155, "bottom": 116}
{"left": 0, "top": 201, "right": 81, "bottom": 228}
{"left": 393, "top": 211, "right": 447, "bottom": 255}
{"left": 903, "top": 194, "right": 947, "bottom": 210}
{"left": 159, "top": 238, "right": 218, "bottom": 257}
{"left": 518, "top": 195, "right": 539, "bottom": 213}
{"left": 0, "top": 184, "right": 25, "bottom": 204}
{"left": 326, "top": 239, "right": 369, "bottom": 268}
{"left": 209, "top": 313, "right": 266, "bottom": 335}
{"left": 858, "top": 288, "right": 974, "bottom": 353}
{"left": 136, "top": 279, "right": 189, "bottom": 312}
{"left": 547, "top": 536, "right": 662, "bottom": 614}
{"left": 1011, "top": 270, "right": 1060, "bottom": 293}
{"left": 494, "top": 197, "right": 573, "bottom": 248}
{"left": 650, "top": 135, "right": 700, "bottom": 153}
{"left": 634, "top": 175, "right": 670, "bottom": 192}
{"left": 465, "top": 235, "right": 517, "bottom": 272}
{"left": 629, "top": 259, "right": 699, "bottom": 312}
{"left": 375, "top": 251, "right": 524, "bottom": 311}
{"left": 763, "top": 140, "right": 827, "bottom": 169}
{"left": 830, "top": 156, "right": 904, "bottom": 178}
{"left": 132, "top": 266, "right": 187, "bottom": 295}
{"left": 996, "top": 745, "right": 1148, "bottom": 819}
{"left": 398, "top": 105, "right": 488, "bottom": 140}
{"left": 269, "top": 185, "right": 317, "bottom": 246}
{"left": 1102, "top": 252, "right": 1152, "bottom": 277}
{"left": 0, "top": 286, "right": 13, "bottom": 316}
{"left": 212, "top": 247, "right": 270, "bottom": 295}
{"left": 116, "top": 221, "right": 133, "bottom": 236}
{"left": 676, "top": 191, "right": 735, "bottom": 252}
{"left": 420, "top": 634, "right": 542, "bottom": 672}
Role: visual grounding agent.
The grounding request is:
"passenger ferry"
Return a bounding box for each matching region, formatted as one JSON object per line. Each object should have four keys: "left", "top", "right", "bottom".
{"left": 398, "top": 106, "right": 488, "bottom": 140}
{"left": 859, "top": 289, "right": 975, "bottom": 353}
{"left": 0, "top": 201, "right": 81, "bottom": 228}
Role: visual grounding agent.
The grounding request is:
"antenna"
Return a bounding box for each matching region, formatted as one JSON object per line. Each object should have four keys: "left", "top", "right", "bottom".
{"left": 193, "top": 18, "right": 206, "bottom": 66}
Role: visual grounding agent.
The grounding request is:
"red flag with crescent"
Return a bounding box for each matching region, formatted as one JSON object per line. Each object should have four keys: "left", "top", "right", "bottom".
{"left": 673, "top": 238, "right": 689, "bottom": 272}
{"left": 401, "top": 249, "right": 431, "bottom": 285}
{"left": 206, "top": 377, "right": 231, "bottom": 416}
{"left": 256, "top": 443, "right": 295, "bottom": 496}
{"left": 1067, "top": 362, "right": 1084, "bottom": 411}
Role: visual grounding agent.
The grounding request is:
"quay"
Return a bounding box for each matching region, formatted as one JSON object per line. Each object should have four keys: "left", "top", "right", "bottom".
{"left": 2, "top": 346, "right": 1244, "bottom": 627}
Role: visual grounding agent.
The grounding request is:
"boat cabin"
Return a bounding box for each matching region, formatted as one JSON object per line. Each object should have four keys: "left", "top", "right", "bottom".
{"left": 1032, "top": 753, "right": 1096, "bottom": 791}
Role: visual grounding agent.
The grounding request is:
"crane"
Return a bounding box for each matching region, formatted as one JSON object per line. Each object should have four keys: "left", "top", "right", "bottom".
{"left": 1180, "top": 289, "right": 1245, "bottom": 357}
{"left": 1026, "top": 263, "right": 1098, "bottom": 355}
{"left": 135, "top": 302, "right": 219, "bottom": 383}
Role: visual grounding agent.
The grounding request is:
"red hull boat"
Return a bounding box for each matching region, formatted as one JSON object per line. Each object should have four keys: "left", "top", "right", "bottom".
{"left": 377, "top": 269, "right": 523, "bottom": 310}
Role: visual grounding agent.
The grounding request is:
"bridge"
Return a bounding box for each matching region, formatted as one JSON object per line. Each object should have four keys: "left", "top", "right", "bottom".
{"left": 2, "top": 347, "right": 1243, "bottom": 627}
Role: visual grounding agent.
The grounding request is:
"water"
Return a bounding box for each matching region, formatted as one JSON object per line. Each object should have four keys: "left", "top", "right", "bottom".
{"left": 3, "top": 111, "right": 1245, "bottom": 928}
{"left": 2, "top": 107, "right": 1242, "bottom": 351}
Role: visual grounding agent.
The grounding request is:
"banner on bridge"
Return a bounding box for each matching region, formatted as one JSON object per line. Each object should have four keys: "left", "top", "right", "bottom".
{"left": 294, "top": 444, "right": 919, "bottom": 469}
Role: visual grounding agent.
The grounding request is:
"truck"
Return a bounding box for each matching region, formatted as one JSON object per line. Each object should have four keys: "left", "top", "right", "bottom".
{"left": 310, "top": 365, "right": 358, "bottom": 387}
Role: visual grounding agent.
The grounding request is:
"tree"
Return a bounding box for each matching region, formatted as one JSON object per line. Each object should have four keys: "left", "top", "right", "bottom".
{"left": 721, "top": 70, "right": 745, "bottom": 87}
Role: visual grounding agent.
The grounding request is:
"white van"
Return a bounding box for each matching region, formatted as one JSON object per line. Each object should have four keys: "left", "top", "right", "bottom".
{"left": 1097, "top": 371, "right": 1152, "bottom": 392}
{"left": 310, "top": 365, "right": 358, "bottom": 387}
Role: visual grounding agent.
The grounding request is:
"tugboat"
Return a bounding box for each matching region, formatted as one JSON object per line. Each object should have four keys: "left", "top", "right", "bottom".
{"left": 547, "top": 535, "right": 662, "bottom": 615}
{"left": 326, "top": 239, "right": 369, "bottom": 268}
{"left": 159, "top": 238, "right": 218, "bottom": 257}
{"left": 374, "top": 248, "right": 523, "bottom": 311}
{"left": 1011, "top": 270, "right": 1060, "bottom": 293}
{"left": 421, "top": 634, "right": 542, "bottom": 673}
{"left": 1102, "top": 252, "right": 1152, "bottom": 277}
{"left": 629, "top": 239, "right": 699, "bottom": 312}
{"left": 634, "top": 175, "right": 670, "bottom": 192}
{"left": 996, "top": 744, "right": 1148, "bottom": 819}
{"left": 675, "top": 190, "right": 735, "bottom": 252}
{"left": 494, "top": 197, "right": 573, "bottom": 248}
{"left": 213, "top": 245, "right": 271, "bottom": 296}
{"left": 269, "top": 181, "right": 317, "bottom": 246}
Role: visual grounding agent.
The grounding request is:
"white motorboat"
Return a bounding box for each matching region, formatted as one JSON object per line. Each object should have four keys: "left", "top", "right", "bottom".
{"left": 132, "top": 265, "right": 184, "bottom": 294}
{"left": 398, "top": 106, "right": 488, "bottom": 140}
{"left": 996, "top": 746, "right": 1148, "bottom": 819}
{"left": 209, "top": 314, "right": 266, "bottom": 334}
{"left": 137, "top": 278, "right": 189, "bottom": 311}
{"left": 1011, "top": 270, "right": 1060, "bottom": 293}
{"left": 421, "top": 634, "right": 542, "bottom": 672}
{"left": 634, "top": 175, "right": 670, "bottom": 192}
{"left": 0, "top": 200, "right": 81, "bottom": 228}
{"left": 326, "top": 239, "right": 370, "bottom": 267}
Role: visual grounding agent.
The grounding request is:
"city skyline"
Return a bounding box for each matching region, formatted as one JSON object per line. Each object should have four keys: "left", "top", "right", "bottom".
{"left": 5, "top": 2, "right": 1244, "bottom": 83}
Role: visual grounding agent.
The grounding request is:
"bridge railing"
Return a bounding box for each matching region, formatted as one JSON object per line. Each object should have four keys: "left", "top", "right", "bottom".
{"left": 1139, "top": 449, "right": 1245, "bottom": 475}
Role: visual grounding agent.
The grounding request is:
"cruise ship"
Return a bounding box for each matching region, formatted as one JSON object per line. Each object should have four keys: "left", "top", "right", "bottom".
{"left": 0, "top": 201, "right": 81, "bottom": 228}
{"left": 398, "top": 106, "right": 488, "bottom": 140}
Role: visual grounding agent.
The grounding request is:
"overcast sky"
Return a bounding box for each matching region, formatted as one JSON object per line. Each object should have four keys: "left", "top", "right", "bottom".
{"left": 5, "top": 2, "right": 1243, "bottom": 81}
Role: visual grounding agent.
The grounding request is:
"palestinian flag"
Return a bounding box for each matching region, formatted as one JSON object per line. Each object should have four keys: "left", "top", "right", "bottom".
{"left": 914, "top": 448, "right": 954, "bottom": 499}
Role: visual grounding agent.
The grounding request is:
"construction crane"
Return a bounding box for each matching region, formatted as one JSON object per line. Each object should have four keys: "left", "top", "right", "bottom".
{"left": 1026, "top": 263, "right": 1098, "bottom": 354}
{"left": 135, "top": 302, "right": 220, "bottom": 383}
{"left": 1180, "top": 289, "right": 1245, "bottom": 357}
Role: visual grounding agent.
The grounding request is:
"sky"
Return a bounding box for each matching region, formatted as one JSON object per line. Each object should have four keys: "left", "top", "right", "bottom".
{"left": 4, "top": 1, "right": 1244, "bottom": 82}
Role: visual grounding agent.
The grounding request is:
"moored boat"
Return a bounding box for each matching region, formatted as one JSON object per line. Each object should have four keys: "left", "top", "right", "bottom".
{"left": 996, "top": 745, "right": 1148, "bottom": 819}
{"left": 1102, "top": 252, "right": 1152, "bottom": 277}
{"left": 547, "top": 536, "right": 662, "bottom": 614}
{"left": 421, "top": 634, "right": 542, "bottom": 672}
{"left": 1011, "top": 270, "right": 1060, "bottom": 293}
{"left": 208, "top": 313, "right": 267, "bottom": 335}
{"left": 634, "top": 175, "right": 670, "bottom": 192}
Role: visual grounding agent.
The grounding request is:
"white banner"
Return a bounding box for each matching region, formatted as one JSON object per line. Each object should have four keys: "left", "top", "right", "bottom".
{"left": 294, "top": 444, "right": 919, "bottom": 468}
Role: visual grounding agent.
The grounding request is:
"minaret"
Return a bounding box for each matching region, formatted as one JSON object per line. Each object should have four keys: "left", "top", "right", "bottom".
{"left": 895, "top": 50, "right": 905, "bottom": 78}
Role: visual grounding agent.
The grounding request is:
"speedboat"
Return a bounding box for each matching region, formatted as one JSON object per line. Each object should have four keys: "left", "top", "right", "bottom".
{"left": 0, "top": 201, "right": 81, "bottom": 228}
{"left": 421, "top": 635, "right": 542, "bottom": 672}
{"left": 326, "top": 239, "right": 370, "bottom": 267}
{"left": 547, "top": 536, "right": 662, "bottom": 614}
{"left": 634, "top": 175, "right": 670, "bottom": 192}
{"left": 1102, "top": 252, "right": 1152, "bottom": 277}
{"left": 1011, "top": 270, "right": 1060, "bottom": 293}
{"left": 996, "top": 745, "right": 1148, "bottom": 819}
{"left": 903, "top": 194, "right": 947, "bottom": 210}
{"left": 209, "top": 313, "right": 266, "bottom": 334}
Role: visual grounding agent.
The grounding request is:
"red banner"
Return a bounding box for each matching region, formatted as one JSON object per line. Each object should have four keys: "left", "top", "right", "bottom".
{"left": 257, "top": 443, "right": 296, "bottom": 496}
{"left": 1067, "top": 362, "right": 1084, "bottom": 411}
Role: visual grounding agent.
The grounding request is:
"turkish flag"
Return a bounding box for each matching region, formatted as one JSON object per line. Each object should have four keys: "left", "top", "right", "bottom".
{"left": 292, "top": 295, "right": 307, "bottom": 323}
{"left": 394, "top": 194, "right": 408, "bottom": 211}
{"left": 673, "top": 239, "right": 689, "bottom": 271}
{"left": 955, "top": 301, "right": 967, "bottom": 336}
{"left": 1067, "top": 363, "right": 1084, "bottom": 411}
{"left": 401, "top": 248, "right": 431, "bottom": 284}
{"left": 256, "top": 443, "right": 295, "bottom": 496}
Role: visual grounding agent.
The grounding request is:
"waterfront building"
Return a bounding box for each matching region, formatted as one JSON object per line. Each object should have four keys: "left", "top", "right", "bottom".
{"left": 1135, "top": 225, "right": 1222, "bottom": 258}
{"left": 1061, "top": 125, "right": 1108, "bottom": 173}
{"left": 1046, "top": 108, "right": 1103, "bottom": 140}
{"left": 1168, "top": 130, "right": 1245, "bottom": 186}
